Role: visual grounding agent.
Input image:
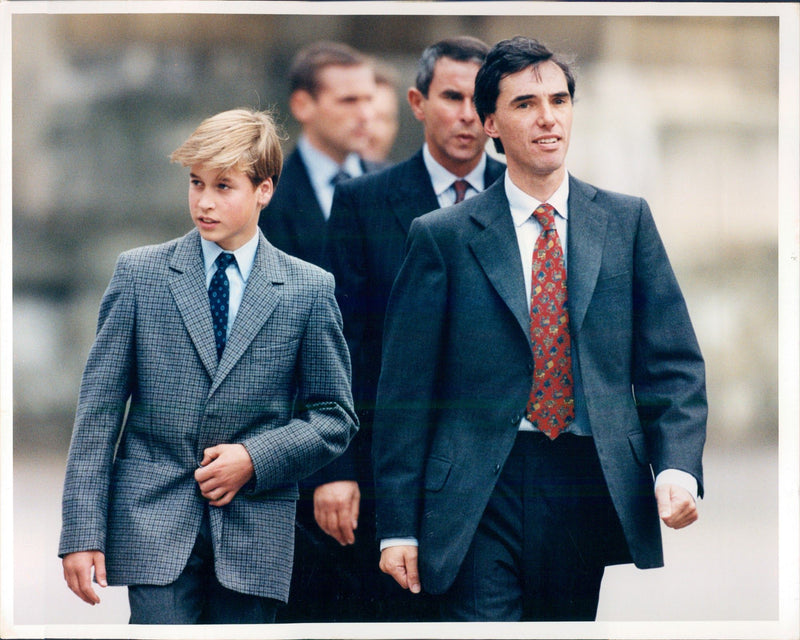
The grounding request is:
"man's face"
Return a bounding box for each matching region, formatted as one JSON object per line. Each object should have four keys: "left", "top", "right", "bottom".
{"left": 188, "top": 164, "right": 272, "bottom": 251}
{"left": 293, "top": 64, "right": 376, "bottom": 164}
{"left": 363, "top": 83, "right": 400, "bottom": 163}
{"left": 483, "top": 61, "right": 573, "bottom": 192}
{"left": 409, "top": 57, "right": 487, "bottom": 176}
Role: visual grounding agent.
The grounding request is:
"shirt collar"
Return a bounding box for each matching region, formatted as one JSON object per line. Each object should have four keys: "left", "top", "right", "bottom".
{"left": 422, "top": 143, "right": 487, "bottom": 197}
{"left": 298, "top": 135, "right": 363, "bottom": 189}
{"left": 201, "top": 231, "right": 259, "bottom": 282}
{"left": 506, "top": 170, "right": 570, "bottom": 228}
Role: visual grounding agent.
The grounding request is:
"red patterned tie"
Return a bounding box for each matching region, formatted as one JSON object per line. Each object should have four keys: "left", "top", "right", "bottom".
{"left": 526, "top": 203, "right": 574, "bottom": 439}
{"left": 453, "top": 179, "right": 469, "bottom": 203}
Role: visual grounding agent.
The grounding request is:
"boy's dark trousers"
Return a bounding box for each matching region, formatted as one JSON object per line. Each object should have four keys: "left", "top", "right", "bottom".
{"left": 127, "top": 507, "right": 280, "bottom": 624}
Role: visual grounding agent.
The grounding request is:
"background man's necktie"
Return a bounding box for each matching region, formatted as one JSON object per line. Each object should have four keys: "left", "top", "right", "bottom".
{"left": 452, "top": 179, "right": 470, "bottom": 204}
{"left": 209, "top": 252, "right": 237, "bottom": 360}
{"left": 526, "top": 203, "right": 575, "bottom": 439}
{"left": 331, "top": 169, "right": 352, "bottom": 186}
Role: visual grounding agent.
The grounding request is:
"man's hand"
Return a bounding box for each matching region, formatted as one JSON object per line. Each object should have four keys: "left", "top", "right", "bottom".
{"left": 195, "top": 443, "right": 254, "bottom": 507}
{"left": 656, "top": 483, "right": 698, "bottom": 529}
{"left": 379, "top": 545, "right": 421, "bottom": 594}
{"left": 62, "top": 550, "right": 107, "bottom": 605}
{"left": 314, "top": 480, "right": 360, "bottom": 545}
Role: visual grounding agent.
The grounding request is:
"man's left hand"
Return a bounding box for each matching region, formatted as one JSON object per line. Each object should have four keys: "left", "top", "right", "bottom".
{"left": 314, "top": 480, "right": 360, "bottom": 545}
{"left": 656, "top": 483, "right": 698, "bottom": 529}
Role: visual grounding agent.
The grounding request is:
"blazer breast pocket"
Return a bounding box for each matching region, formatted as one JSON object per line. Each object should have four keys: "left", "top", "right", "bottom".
{"left": 593, "top": 271, "right": 631, "bottom": 295}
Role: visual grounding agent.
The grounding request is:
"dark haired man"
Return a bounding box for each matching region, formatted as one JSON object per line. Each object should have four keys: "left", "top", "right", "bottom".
{"left": 373, "top": 36, "right": 706, "bottom": 621}
{"left": 258, "top": 41, "right": 377, "bottom": 270}
{"left": 320, "top": 36, "right": 505, "bottom": 621}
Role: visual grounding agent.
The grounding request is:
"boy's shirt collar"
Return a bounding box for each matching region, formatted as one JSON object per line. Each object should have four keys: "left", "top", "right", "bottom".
{"left": 200, "top": 232, "right": 259, "bottom": 283}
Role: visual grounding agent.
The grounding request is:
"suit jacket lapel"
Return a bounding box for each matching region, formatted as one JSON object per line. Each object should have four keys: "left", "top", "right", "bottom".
{"left": 566, "top": 176, "right": 609, "bottom": 334}
{"left": 467, "top": 181, "right": 530, "bottom": 336}
{"left": 211, "top": 233, "right": 284, "bottom": 394}
{"left": 389, "top": 150, "right": 440, "bottom": 233}
{"left": 168, "top": 230, "right": 218, "bottom": 378}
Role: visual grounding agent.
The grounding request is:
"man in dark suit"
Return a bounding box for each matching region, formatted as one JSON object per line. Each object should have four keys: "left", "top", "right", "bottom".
{"left": 308, "top": 37, "right": 504, "bottom": 622}
{"left": 373, "top": 36, "right": 707, "bottom": 622}
{"left": 258, "top": 41, "right": 378, "bottom": 270}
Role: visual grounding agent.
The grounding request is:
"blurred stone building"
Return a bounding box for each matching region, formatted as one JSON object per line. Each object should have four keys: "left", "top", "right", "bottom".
{"left": 12, "top": 11, "right": 779, "bottom": 452}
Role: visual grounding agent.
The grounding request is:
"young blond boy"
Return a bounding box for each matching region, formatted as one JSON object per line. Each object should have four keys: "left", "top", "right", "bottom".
{"left": 59, "top": 108, "right": 357, "bottom": 624}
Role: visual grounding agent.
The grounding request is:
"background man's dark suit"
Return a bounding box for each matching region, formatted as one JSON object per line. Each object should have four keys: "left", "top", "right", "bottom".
{"left": 372, "top": 175, "right": 706, "bottom": 609}
{"left": 329, "top": 149, "right": 505, "bottom": 433}
{"left": 319, "top": 148, "right": 504, "bottom": 619}
{"left": 258, "top": 147, "right": 379, "bottom": 271}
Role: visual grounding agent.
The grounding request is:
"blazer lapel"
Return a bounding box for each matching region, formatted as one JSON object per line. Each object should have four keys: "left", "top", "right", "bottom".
{"left": 168, "top": 230, "right": 218, "bottom": 378}
{"left": 210, "top": 234, "right": 284, "bottom": 394}
{"left": 467, "top": 181, "right": 530, "bottom": 337}
{"left": 566, "top": 176, "right": 609, "bottom": 334}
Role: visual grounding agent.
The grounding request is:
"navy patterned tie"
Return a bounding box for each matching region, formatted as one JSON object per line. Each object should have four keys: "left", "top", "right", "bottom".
{"left": 209, "top": 252, "right": 236, "bottom": 360}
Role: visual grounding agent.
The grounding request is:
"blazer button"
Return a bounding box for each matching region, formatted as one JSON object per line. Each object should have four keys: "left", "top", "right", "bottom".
{"left": 493, "top": 463, "right": 501, "bottom": 474}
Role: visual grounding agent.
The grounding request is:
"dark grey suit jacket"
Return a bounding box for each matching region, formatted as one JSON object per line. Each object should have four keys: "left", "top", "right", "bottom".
{"left": 322, "top": 149, "right": 505, "bottom": 485}
{"left": 59, "top": 229, "right": 357, "bottom": 602}
{"left": 372, "top": 176, "right": 707, "bottom": 594}
{"left": 258, "top": 147, "right": 379, "bottom": 270}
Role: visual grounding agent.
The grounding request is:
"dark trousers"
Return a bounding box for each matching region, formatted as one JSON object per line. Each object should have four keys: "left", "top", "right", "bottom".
{"left": 440, "top": 432, "right": 627, "bottom": 622}
{"left": 278, "top": 493, "right": 439, "bottom": 622}
{"left": 128, "top": 509, "right": 279, "bottom": 624}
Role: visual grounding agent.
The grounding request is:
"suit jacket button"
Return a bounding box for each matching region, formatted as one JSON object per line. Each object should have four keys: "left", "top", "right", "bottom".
{"left": 493, "top": 463, "right": 501, "bottom": 474}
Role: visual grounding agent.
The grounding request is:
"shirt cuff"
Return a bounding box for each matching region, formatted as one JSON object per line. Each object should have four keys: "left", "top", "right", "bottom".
{"left": 654, "top": 469, "right": 698, "bottom": 502}
{"left": 379, "top": 537, "right": 419, "bottom": 551}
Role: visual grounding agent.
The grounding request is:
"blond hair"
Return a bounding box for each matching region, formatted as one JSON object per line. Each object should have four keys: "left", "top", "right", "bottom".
{"left": 170, "top": 108, "right": 284, "bottom": 186}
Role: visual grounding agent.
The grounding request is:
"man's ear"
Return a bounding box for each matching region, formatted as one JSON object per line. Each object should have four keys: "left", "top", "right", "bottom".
{"left": 407, "top": 87, "right": 426, "bottom": 123}
{"left": 289, "top": 90, "right": 315, "bottom": 124}
{"left": 483, "top": 113, "right": 500, "bottom": 142}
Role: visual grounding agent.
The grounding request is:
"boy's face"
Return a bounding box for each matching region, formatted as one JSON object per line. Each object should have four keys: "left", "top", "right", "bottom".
{"left": 188, "top": 164, "right": 273, "bottom": 251}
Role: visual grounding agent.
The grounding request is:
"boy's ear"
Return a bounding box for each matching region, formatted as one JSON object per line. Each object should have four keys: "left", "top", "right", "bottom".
{"left": 257, "top": 178, "right": 274, "bottom": 209}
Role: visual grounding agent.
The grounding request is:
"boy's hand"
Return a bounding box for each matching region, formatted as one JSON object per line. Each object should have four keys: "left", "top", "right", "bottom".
{"left": 195, "top": 444, "right": 254, "bottom": 507}
{"left": 63, "top": 550, "right": 107, "bottom": 605}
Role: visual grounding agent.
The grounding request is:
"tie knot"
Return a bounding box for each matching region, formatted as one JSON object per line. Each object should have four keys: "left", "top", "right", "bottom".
{"left": 533, "top": 203, "right": 556, "bottom": 230}
{"left": 453, "top": 179, "right": 470, "bottom": 204}
{"left": 331, "top": 169, "right": 352, "bottom": 186}
{"left": 215, "top": 252, "right": 236, "bottom": 271}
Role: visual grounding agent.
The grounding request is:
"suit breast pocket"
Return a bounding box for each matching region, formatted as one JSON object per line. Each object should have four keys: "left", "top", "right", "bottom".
{"left": 593, "top": 271, "right": 631, "bottom": 295}
{"left": 424, "top": 456, "right": 452, "bottom": 493}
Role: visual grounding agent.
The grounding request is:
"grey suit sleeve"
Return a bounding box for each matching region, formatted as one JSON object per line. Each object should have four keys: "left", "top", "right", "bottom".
{"left": 243, "top": 271, "right": 358, "bottom": 493}
{"left": 631, "top": 201, "right": 707, "bottom": 495}
{"left": 372, "top": 218, "right": 447, "bottom": 540}
{"left": 59, "top": 255, "right": 136, "bottom": 556}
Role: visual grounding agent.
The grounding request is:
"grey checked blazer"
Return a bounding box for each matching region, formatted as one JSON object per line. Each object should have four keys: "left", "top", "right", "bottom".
{"left": 59, "top": 228, "right": 357, "bottom": 602}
